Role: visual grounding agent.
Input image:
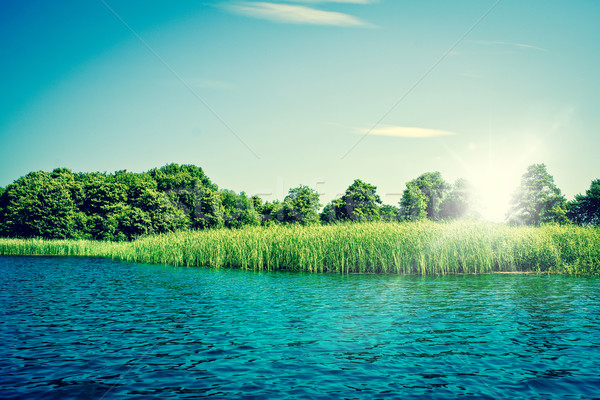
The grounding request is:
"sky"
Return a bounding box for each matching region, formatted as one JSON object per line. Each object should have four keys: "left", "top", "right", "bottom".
{"left": 1, "top": 0, "right": 599, "bottom": 221}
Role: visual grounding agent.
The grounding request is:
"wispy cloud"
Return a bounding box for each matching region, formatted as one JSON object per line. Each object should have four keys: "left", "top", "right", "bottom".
{"left": 225, "top": 2, "right": 369, "bottom": 27}
{"left": 278, "top": 0, "right": 376, "bottom": 3}
{"left": 471, "top": 40, "right": 548, "bottom": 52}
{"left": 363, "top": 125, "right": 455, "bottom": 138}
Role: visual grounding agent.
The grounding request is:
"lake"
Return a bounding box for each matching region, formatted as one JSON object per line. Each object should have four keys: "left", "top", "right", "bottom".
{"left": 1, "top": 256, "right": 599, "bottom": 399}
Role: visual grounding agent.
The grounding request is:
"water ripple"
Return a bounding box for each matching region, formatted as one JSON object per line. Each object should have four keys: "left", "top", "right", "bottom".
{"left": 1, "top": 256, "right": 600, "bottom": 399}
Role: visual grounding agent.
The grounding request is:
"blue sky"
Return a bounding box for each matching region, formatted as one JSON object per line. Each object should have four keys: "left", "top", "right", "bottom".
{"left": 1, "top": 0, "right": 599, "bottom": 220}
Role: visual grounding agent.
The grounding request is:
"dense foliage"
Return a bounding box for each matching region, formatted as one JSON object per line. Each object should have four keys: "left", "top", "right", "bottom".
{"left": 506, "top": 164, "right": 568, "bottom": 226}
{"left": 280, "top": 185, "right": 321, "bottom": 225}
{"left": 568, "top": 179, "right": 600, "bottom": 225}
{"left": 399, "top": 172, "right": 449, "bottom": 221}
{"left": 399, "top": 172, "right": 474, "bottom": 221}
{"left": 439, "top": 178, "right": 474, "bottom": 220}
{"left": 0, "top": 163, "right": 598, "bottom": 241}
{"left": 322, "top": 179, "right": 383, "bottom": 222}
{"left": 0, "top": 164, "right": 216, "bottom": 240}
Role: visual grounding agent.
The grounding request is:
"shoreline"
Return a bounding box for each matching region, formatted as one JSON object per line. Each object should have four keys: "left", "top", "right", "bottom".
{"left": 1, "top": 221, "right": 598, "bottom": 276}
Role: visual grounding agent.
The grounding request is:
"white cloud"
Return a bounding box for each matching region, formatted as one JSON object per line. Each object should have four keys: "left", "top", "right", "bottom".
{"left": 279, "top": 0, "right": 375, "bottom": 3}
{"left": 225, "top": 2, "right": 368, "bottom": 27}
{"left": 471, "top": 40, "right": 548, "bottom": 52}
{"left": 364, "top": 125, "right": 455, "bottom": 138}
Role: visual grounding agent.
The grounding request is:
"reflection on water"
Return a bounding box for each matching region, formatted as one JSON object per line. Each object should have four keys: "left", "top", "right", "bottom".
{"left": 1, "top": 256, "right": 600, "bottom": 399}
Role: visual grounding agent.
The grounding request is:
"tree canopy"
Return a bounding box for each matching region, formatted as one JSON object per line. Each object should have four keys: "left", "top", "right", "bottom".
{"left": 379, "top": 204, "right": 399, "bottom": 222}
{"left": 399, "top": 183, "right": 428, "bottom": 221}
{"left": 439, "top": 178, "right": 474, "bottom": 220}
{"left": 0, "top": 171, "right": 77, "bottom": 239}
{"left": 281, "top": 185, "right": 321, "bottom": 225}
{"left": 0, "top": 164, "right": 213, "bottom": 240}
{"left": 568, "top": 179, "right": 600, "bottom": 225}
{"left": 400, "top": 172, "right": 450, "bottom": 221}
{"left": 323, "top": 179, "right": 382, "bottom": 222}
{"left": 0, "top": 162, "right": 594, "bottom": 240}
{"left": 220, "top": 190, "right": 260, "bottom": 229}
{"left": 506, "top": 163, "right": 567, "bottom": 226}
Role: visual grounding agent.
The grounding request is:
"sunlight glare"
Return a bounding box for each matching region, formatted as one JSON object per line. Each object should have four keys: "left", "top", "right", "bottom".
{"left": 472, "top": 171, "right": 515, "bottom": 222}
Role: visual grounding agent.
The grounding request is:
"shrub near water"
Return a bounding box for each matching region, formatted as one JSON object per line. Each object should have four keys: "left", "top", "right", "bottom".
{"left": 1, "top": 222, "right": 599, "bottom": 275}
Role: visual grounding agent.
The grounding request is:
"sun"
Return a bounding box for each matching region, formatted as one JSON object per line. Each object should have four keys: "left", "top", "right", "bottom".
{"left": 471, "top": 172, "right": 515, "bottom": 222}
{"left": 442, "top": 128, "right": 546, "bottom": 222}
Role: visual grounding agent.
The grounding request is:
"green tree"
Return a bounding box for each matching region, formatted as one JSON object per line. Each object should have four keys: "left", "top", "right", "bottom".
{"left": 149, "top": 163, "right": 216, "bottom": 191}
{"left": 320, "top": 198, "right": 345, "bottom": 223}
{"left": 75, "top": 173, "right": 130, "bottom": 240}
{"left": 153, "top": 163, "right": 223, "bottom": 229}
{"left": 113, "top": 170, "right": 187, "bottom": 238}
{"left": 440, "top": 178, "right": 473, "bottom": 220}
{"left": 220, "top": 190, "right": 261, "bottom": 229}
{"left": 399, "top": 182, "right": 428, "bottom": 221}
{"left": 400, "top": 172, "right": 449, "bottom": 221}
{"left": 379, "top": 204, "right": 399, "bottom": 222}
{"left": 320, "top": 202, "right": 335, "bottom": 223}
{"left": 0, "top": 164, "right": 225, "bottom": 240}
{"left": 334, "top": 179, "right": 382, "bottom": 221}
{"left": 0, "top": 170, "right": 77, "bottom": 239}
{"left": 251, "top": 195, "right": 264, "bottom": 214}
{"left": 568, "top": 179, "right": 600, "bottom": 225}
{"left": 259, "top": 200, "right": 283, "bottom": 225}
{"left": 191, "top": 186, "right": 224, "bottom": 229}
{"left": 507, "top": 163, "right": 567, "bottom": 226}
{"left": 281, "top": 185, "right": 321, "bottom": 225}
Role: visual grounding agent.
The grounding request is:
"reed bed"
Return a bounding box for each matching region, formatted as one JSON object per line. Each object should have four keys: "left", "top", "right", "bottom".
{"left": 1, "top": 221, "right": 599, "bottom": 275}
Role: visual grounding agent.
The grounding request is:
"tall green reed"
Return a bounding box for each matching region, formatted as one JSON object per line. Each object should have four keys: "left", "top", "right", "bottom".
{"left": 1, "top": 221, "right": 598, "bottom": 275}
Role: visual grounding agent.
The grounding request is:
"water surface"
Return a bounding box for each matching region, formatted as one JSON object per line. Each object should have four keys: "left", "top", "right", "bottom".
{"left": 1, "top": 256, "right": 600, "bottom": 399}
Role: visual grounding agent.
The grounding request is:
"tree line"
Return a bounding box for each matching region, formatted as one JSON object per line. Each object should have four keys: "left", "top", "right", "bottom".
{"left": 0, "top": 163, "right": 597, "bottom": 240}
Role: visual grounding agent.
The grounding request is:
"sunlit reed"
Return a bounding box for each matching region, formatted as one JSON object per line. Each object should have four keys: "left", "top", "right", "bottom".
{"left": 1, "top": 221, "right": 598, "bottom": 275}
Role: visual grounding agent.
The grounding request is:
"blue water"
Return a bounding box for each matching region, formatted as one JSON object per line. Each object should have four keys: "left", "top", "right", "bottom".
{"left": 1, "top": 256, "right": 600, "bottom": 399}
